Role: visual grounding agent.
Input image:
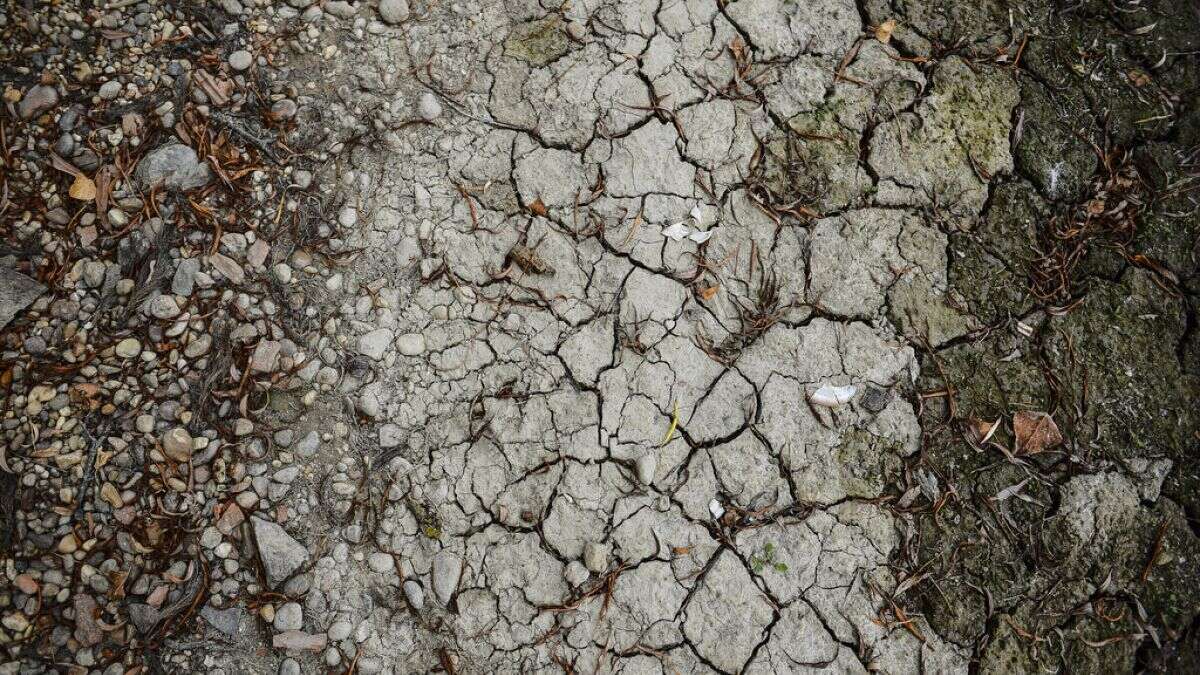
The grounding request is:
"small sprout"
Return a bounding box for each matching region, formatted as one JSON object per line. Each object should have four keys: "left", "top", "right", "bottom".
{"left": 751, "top": 541, "right": 788, "bottom": 575}
{"left": 423, "top": 525, "right": 442, "bottom": 539}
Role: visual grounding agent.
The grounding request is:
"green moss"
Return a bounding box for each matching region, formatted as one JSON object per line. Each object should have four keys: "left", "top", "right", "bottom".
{"left": 504, "top": 17, "right": 570, "bottom": 67}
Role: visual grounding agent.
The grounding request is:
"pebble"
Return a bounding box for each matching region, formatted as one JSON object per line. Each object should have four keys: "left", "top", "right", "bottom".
{"left": 137, "top": 143, "right": 213, "bottom": 191}
{"left": 378, "top": 0, "right": 409, "bottom": 23}
{"left": 367, "top": 552, "right": 393, "bottom": 573}
{"left": 327, "top": 620, "right": 352, "bottom": 641}
{"left": 583, "top": 542, "right": 608, "bottom": 573}
{"left": 431, "top": 551, "right": 461, "bottom": 605}
{"left": 636, "top": 453, "right": 657, "bottom": 485}
{"left": 273, "top": 602, "right": 304, "bottom": 631}
{"left": 403, "top": 580, "right": 424, "bottom": 610}
{"left": 161, "top": 427, "right": 193, "bottom": 463}
{"left": 396, "top": 332, "right": 425, "bottom": 356}
{"left": 19, "top": 84, "right": 59, "bottom": 119}
{"left": 98, "top": 80, "right": 122, "bottom": 100}
{"left": 251, "top": 518, "right": 310, "bottom": 589}
{"left": 228, "top": 50, "right": 253, "bottom": 71}
{"left": 147, "top": 294, "right": 181, "bottom": 319}
{"left": 114, "top": 338, "right": 142, "bottom": 358}
{"left": 417, "top": 92, "right": 443, "bottom": 121}
{"left": 279, "top": 659, "right": 301, "bottom": 675}
{"left": 357, "top": 328, "right": 393, "bottom": 361}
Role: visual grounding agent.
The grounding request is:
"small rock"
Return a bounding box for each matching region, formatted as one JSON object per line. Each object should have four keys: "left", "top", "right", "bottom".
{"left": 19, "top": 84, "right": 59, "bottom": 119}
{"left": 636, "top": 453, "right": 657, "bottom": 485}
{"left": 201, "top": 605, "right": 244, "bottom": 637}
{"left": 0, "top": 267, "right": 45, "bottom": 329}
{"left": 273, "top": 602, "right": 304, "bottom": 632}
{"left": 228, "top": 50, "right": 253, "bottom": 71}
{"left": 173, "top": 258, "right": 200, "bottom": 295}
{"left": 403, "top": 580, "right": 424, "bottom": 610}
{"left": 251, "top": 517, "right": 310, "bottom": 589}
{"left": 431, "top": 550, "right": 461, "bottom": 605}
{"left": 357, "top": 328, "right": 393, "bottom": 361}
{"left": 271, "top": 99, "right": 298, "bottom": 120}
{"left": 161, "top": 427, "right": 193, "bottom": 463}
{"left": 279, "top": 659, "right": 301, "bottom": 675}
{"left": 396, "top": 332, "right": 425, "bottom": 356}
{"left": 250, "top": 340, "right": 282, "bottom": 373}
{"left": 583, "top": 542, "right": 608, "bottom": 573}
{"left": 272, "top": 631, "right": 327, "bottom": 651}
{"left": 378, "top": 0, "right": 409, "bottom": 24}
{"left": 327, "top": 620, "right": 353, "bottom": 641}
{"left": 368, "top": 552, "right": 394, "bottom": 574}
{"left": 378, "top": 424, "right": 403, "bottom": 448}
{"left": 147, "top": 294, "right": 181, "bottom": 320}
{"left": 114, "top": 338, "right": 142, "bottom": 359}
{"left": 98, "top": 80, "right": 122, "bottom": 100}
{"left": 137, "top": 143, "right": 213, "bottom": 191}
{"left": 417, "top": 92, "right": 443, "bottom": 121}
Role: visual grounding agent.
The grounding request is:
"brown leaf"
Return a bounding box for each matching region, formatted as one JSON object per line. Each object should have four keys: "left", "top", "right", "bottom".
{"left": 528, "top": 198, "right": 548, "bottom": 217}
{"left": 875, "top": 19, "right": 897, "bottom": 43}
{"left": 698, "top": 284, "right": 719, "bottom": 301}
{"left": 50, "top": 151, "right": 83, "bottom": 178}
{"left": 1013, "top": 411, "right": 1063, "bottom": 455}
{"left": 70, "top": 175, "right": 97, "bottom": 201}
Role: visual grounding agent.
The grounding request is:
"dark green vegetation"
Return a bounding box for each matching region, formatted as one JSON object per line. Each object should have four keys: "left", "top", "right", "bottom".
{"left": 864, "top": 0, "right": 1200, "bottom": 671}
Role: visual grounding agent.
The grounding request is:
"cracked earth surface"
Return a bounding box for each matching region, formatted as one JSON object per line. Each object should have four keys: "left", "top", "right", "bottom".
{"left": 4, "top": 0, "right": 1200, "bottom": 673}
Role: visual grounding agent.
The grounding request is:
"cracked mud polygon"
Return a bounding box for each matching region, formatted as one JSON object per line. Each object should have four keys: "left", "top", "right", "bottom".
{"left": 1, "top": 0, "right": 1199, "bottom": 673}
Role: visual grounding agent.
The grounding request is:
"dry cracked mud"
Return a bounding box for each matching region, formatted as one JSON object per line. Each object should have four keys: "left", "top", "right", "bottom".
{"left": 2, "top": 0, "right": 1199, "bottom": 674}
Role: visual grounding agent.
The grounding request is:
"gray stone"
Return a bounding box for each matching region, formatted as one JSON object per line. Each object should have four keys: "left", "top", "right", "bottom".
{"left": 200, "top": 605, "right": 244, "bottom": 637}
{"left": 173, "top": 257, "right": 200, "bottom": 296}
{"left": 161, "top": 427, "right": 193, "bottom": 463}
{"left": 228, "top": 50, "right": 253, "bottom": 71}
{"left": 582, "top": 542, "right": 607, "bottom": 573}
{"left": 0, "top": 266, "right": 45, "bottom": 329}
{"left": 251, "top": 517, "right": 310, "bottom": 589}
{"left": 403, "top": 580, "right": 424, "bottom": 609}
{"left": 378, "top": 0, "right": 409, "bottom": 24}
{"left": 431, "top": 550, "right": 461, "bottom": 605}
{"left": 417, "top": 92, "right": 442, "bottom": 121}
{"left": 98, "top": 80, "right": 121, "bottom": 100}
{"left": 19, "top": 85, "right": 59, "bottom": 119}
{"left": 357, "top": 328, "right": 393, "bottom": 360}
{"left": 396, "top": 333, "right": 425, "bottom": 356}
{"left": 136, "top": 143, "right": 213, "bottom": 191}
{"left": 279, "top": 659, "right": 301, "bottom": 675}
{"left": 273, "top": 602, "right": 304, "bottom": 631}
{"left": 250, "top": 340, "right": 282, "bottom": 373}
{"left": 146, "top": 294, "right": 181, "bottom": 319}
{"left": 378, "top": 424, "right": 403, "bottom": 448}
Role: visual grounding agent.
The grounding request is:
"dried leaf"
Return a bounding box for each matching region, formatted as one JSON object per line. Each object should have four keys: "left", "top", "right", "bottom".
{"left": 1013, "top": 411, "right": 1063, "bottom": 455}
{"left": 875, "top": 19, "right": 897, "bottom": 43}
{"left": 528, "top": 198, "right": 548, "bottom": 217}
{"left": 698, "top": 285, "right": 719, "bottom": 301}
{"left": 70, "top": 175, "right": 97, "bottom": 201}
{"left": 50, "top": 151, "right": 83, "bottom": 178}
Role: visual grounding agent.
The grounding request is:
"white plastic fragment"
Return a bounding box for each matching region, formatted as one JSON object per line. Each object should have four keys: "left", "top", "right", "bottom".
{"left": 809, "top": 384, "right": 857, "bottom": 407}
{"left": 661, "top": 222, "right": 690, "bottom": 241}
{"left": 708, "top": 498, "right": 725, "bottom": 520}
{"left": 688, "top": 230, "right": 713, "bottom": 244}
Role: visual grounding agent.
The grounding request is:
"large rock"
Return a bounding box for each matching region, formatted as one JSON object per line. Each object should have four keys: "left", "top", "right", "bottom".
{"left": 0, "top": 265, "right": 45, "bottom": 329}
{"left": 251, "top": 517, "right": 309, "bottom": 589}
{"left": 136, "top": 143, "right": 213, "bottom": 191}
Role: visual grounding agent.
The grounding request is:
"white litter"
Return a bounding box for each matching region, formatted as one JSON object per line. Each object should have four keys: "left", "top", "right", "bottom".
{"left": 661, "top": 221, "right": 690, "bottom": 241}
{"left": 708, "top": 498, "right": 725, "bottom": 520}
{"left": 809, "top": 384, "right": 857, "bottom": 407}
